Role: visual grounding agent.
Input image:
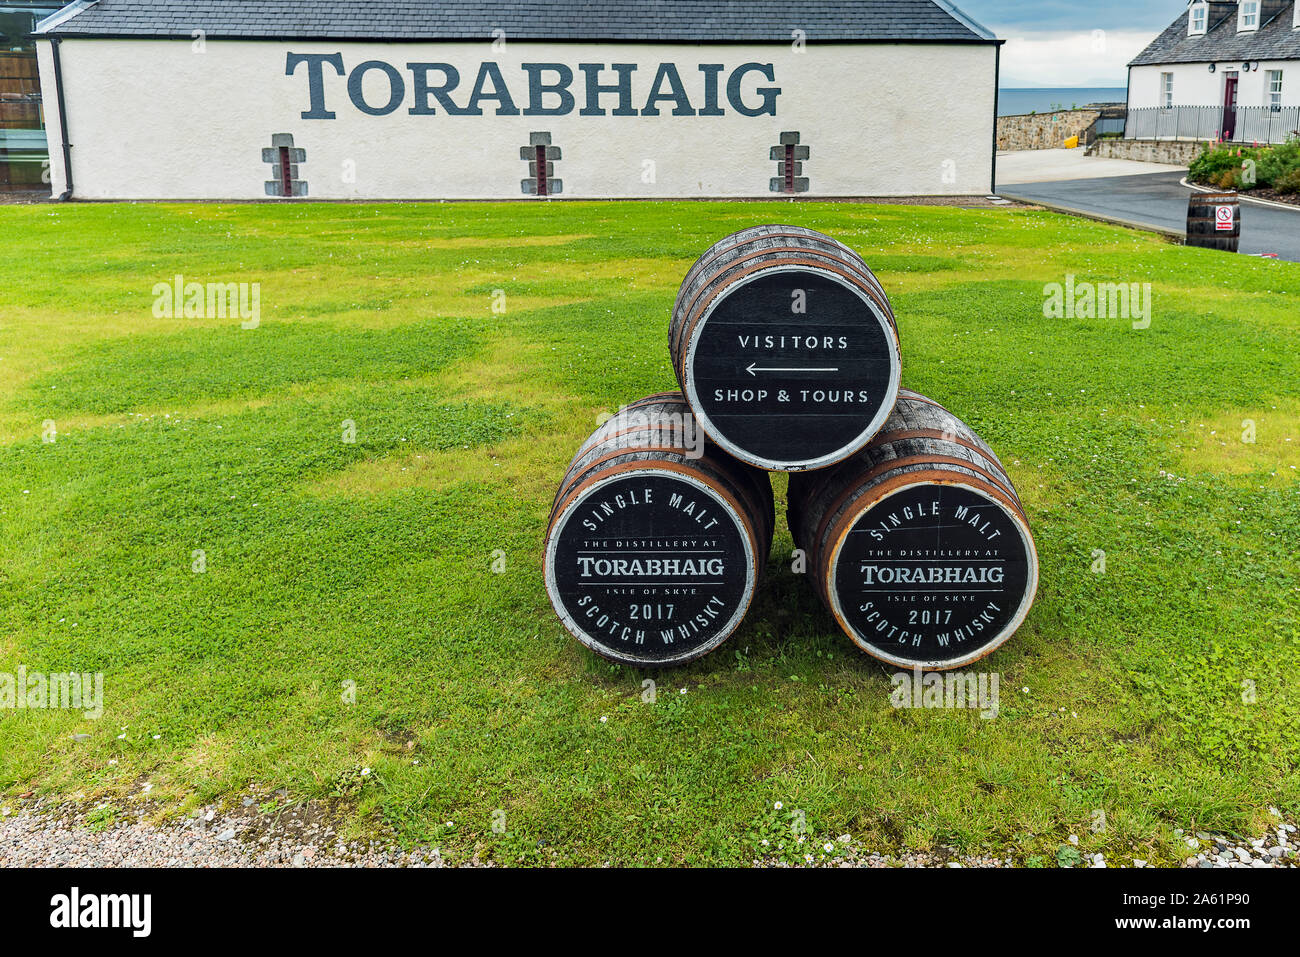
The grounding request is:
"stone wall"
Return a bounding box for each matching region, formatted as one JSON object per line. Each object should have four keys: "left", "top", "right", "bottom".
{"left": 1090, "top": 138, "right": 1205, "bottom": 166}
{"left": 997, "top": 110, "right": 1100, "bottom": 151}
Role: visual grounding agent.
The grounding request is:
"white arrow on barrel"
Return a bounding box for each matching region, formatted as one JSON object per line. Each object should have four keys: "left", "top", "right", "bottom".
{"left": 746, "top": 362, "right": 840, "bottom": 376}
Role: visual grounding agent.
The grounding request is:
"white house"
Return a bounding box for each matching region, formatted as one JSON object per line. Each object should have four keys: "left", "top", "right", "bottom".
{"left": 1127, "top": 1, "right": 1300, "bottom": 142}
{"left": 32, "top": 0, "right": 1002, "bottom": 200}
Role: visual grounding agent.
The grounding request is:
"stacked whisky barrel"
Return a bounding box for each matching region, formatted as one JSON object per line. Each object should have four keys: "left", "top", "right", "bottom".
{"left": 545, "top": 226, "right": 1037, "bottom": 670}
{"left": 787, "top": 390, "right": 1038, "bottom": 670}
{"left": 543, "top": 393, "right": 774, "bottom": 667}
{"left": 668, "top": 224, "right": 902, "bottom": 471}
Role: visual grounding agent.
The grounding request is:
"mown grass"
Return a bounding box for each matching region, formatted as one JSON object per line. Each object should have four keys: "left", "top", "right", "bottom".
{"left": 0, "top": 200, "right": 1297, "bottom": 866}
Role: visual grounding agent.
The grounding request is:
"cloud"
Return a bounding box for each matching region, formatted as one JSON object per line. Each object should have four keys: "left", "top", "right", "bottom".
{"left": 997, "top": 30, "right": 1156, "bottom": 87}
{"left": 959, "top": 0, "right": 1184, "bottom": 33}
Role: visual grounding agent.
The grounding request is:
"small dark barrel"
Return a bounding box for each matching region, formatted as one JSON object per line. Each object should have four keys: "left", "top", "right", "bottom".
{"left": 544, "top": 393, "right": 774, "bottom": 667}
{"left": 669, "top": 225, "right": 902, "bottom": 472}
{"left": 1187, "top": 191, "right": 1240, "bottom": 252}
{"left": 787, "top": 389, "right": 1038, "bottom": 671}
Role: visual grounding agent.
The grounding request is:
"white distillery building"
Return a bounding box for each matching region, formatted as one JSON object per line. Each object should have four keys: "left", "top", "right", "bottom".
{"left": 1127, "top": 1, "right": 1300, "bottom": 143}
{"left": 33, "top": 0, "right": 1002, "bottom": 200}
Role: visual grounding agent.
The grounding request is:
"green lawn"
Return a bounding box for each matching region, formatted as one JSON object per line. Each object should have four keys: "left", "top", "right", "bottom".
{"left": 0, "top": 201, "right": 1297, "bottom": 867}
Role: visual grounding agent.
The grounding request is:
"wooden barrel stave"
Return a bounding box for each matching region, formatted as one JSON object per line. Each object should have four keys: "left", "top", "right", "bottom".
{"left": 893, "top": 388, "right": 1003, "bottom": 462}
{"left": 670, "top": 229, "right": 891, "bottom": 356}
{"left": 671, "top": 245, "right": 892, "bottom": 362}
{"left": 550, "top": 396, "right": 774, "bottom": 543}
{"left": 671, "top": 225, "right": 868, "bottom": 325}
{"left": 671, "top": 226, "right": 895, "bottom": 378}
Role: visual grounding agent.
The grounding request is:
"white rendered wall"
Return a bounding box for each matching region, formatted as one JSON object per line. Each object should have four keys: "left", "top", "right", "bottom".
{"left": 36, "top": 40, "right": 66, "bottom": 195}
{"left": 1130, "top": 60, "right": 1300, "bottom": 110}
{"left": 36, "top": 38, "right": 997, "bottom": 199}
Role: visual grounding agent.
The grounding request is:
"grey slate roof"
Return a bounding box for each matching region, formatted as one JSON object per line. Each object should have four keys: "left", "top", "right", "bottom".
{"left": 37, "top": 0, "right": 998, "bottom": 42}
{"left": 1131, "top": 2, "right": 1300, "bottom": 66}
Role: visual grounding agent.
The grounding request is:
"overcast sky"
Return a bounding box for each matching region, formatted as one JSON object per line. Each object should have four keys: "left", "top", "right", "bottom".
{"left": 957, "top": 0, "right": 1188, "bottom": 87}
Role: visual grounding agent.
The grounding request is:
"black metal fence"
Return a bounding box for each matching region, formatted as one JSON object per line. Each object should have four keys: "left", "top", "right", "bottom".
{"left": 1093, "top": 117, "right": 1127, "bottom": 137}
{"left": 1125, "top": 105, "right": 1300, "bottom": 145}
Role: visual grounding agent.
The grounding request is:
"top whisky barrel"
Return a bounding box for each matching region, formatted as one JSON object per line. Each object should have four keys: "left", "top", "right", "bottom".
{"left": 544, "top": 393, "right": 774, "bottom": 668}
{"left": 1186, "top": 191, "right": 1240, "bottom": 253}
{"left": 669, "top": 225, "right": 902, "bottom": 472}
{"left": 787, "top": 389, "right": 1037, "bottom": 671}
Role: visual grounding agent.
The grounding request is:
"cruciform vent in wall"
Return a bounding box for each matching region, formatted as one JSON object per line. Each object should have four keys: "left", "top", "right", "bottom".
{"left": 769, "top": 132, "right": 809, "bottom": 194}
{"left": 521, "top": 132, "right": 562, "bottom": 197}
{"left": 263, "top": 133, "right": 307, "bottom": 197}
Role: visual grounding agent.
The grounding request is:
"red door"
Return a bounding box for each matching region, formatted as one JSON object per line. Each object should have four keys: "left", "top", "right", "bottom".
{"left": 1223, "top": 75, "right": 1239, "bottom": 141}
{"left": 535, "top": 144, "right": 548, "bottom": 197}
{"left": 278, "top": 146, "right": 293, "bottom": 197}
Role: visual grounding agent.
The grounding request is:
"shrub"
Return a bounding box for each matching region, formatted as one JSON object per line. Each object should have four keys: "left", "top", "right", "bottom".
{"left": 1274, "top": 167, "right": 1300, "bottom": 195}
{"left": 1190, "top": 139, "right": 1300, "bottom": 190}
{"left": 1189, "top": 143, "right": 1239, "bottom": 183}
{"left": 1189, "top": 143, "right": 1263, "bottom": 185}
{"left": 1210, "top": 167, "right": 1247, "bottom": 189}
{"left": 1256, "top": 138, "right": 1300, "bottom": 187}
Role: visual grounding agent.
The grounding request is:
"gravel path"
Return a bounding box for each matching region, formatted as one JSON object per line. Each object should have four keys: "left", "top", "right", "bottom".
{"left": 2, "top": 799, "right": 1295, "bottom": 868}
{"left": 759, "top": 809, "right": 1299, "bottom": 868}
{"left": 0, "top": 798, "right": 468, "bottom": 868}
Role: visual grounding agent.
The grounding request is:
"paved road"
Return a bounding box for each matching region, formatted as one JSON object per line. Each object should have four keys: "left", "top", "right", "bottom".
{"left": 998, "top": 171, "right": 1300, "bottom": 263}
{"left": 997, "top": 148, "right": 1186, "bottom": 183}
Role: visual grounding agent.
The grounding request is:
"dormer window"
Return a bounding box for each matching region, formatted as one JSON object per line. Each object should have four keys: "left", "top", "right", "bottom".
{"left": 1189, "top": 2, "right": 1207, "bottom": 35}
{"left": 1295, "top": 1, "right": 1300, "bottom": 28}
{"left": 1239, "top": 1, "right": 1259, "bottom": 31}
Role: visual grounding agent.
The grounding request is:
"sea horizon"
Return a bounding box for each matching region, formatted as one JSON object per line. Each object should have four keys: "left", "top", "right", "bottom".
{"left": 998, "top": 86, "right": 1128, "bottom": 117}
